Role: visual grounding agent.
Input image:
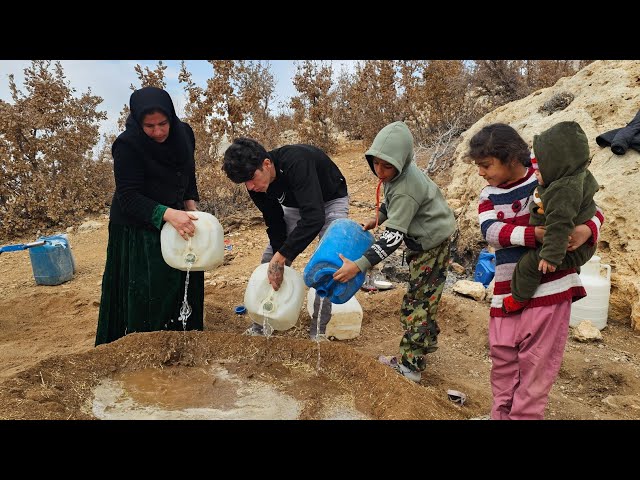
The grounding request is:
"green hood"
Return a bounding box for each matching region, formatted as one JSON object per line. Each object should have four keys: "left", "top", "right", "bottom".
{"left": 365, "top": 121, "right": 414, "bottom": 177}
{"left": 533, "top": 121, "right": 590, "bottom": 184}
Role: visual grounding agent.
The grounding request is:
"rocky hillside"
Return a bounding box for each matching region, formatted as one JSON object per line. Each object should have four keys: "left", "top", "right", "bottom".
{"left": 445, "top": 60, "right": 640, "bottom": 330}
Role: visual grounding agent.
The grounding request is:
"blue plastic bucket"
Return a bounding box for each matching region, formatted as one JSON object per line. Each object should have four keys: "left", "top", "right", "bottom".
{"left": 28, "top": 235, "right": 75, "bottom": 286}
{"left": 474, "top": 249, "right": 495, "bottom": 287}
{"left": 303, "top": 219, "right": 374, "bottom": 304}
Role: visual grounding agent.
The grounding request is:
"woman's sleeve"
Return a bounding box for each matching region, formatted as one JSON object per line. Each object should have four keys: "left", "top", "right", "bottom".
{"left": 185, "top": 168, "right": 199, "bottom": 201}
{"left": 184, "top": 124, "right": 199, "bottom": 201}
{"left": 151, "top": 205, "right": 168, "bottom": 230}
{"left": 113, "top": 140, "right": 159, "bottom": 224}
{"left": 478, "top": 189, "right": 537, "bottom": 249}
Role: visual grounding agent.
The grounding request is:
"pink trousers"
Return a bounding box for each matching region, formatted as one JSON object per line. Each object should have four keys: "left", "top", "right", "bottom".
{"left": 489, "top": 300, "right": 571, "bottom": 420}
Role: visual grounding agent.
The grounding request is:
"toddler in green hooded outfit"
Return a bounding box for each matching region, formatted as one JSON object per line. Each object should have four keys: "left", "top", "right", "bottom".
{"left": 503, "top": 121, "right": 600, "bottom": 313}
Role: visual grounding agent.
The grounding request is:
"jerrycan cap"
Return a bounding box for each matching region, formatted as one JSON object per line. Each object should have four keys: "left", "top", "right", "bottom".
{"left": 184, "top": 252, "right": 197, "bottom": 265}
{"left": 262, "top": 299, "right": 276, "bottom": 313}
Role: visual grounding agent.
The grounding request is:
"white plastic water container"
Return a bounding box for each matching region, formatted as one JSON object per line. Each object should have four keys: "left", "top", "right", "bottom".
{"left": 160, "top": 211, "right": 224, "bottom": 271}
{"left": 244, "top": 263, "right": 305, "bottom": 331}
{"left": 570, "top": 255, "right": 612, "bottom": 330}
{"left": 307, "top": 287, "right": 363, "bottom": 340}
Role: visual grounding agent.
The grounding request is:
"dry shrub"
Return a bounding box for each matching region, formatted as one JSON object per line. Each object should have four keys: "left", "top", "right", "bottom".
{"left": 195, "top": 162, "right": 254, "bottom": 218}
{"left": 0, "top": 61, "right": 109, "bottom": 240}
{"left": 290, "top": 61, "right": 337, "bottom": 153}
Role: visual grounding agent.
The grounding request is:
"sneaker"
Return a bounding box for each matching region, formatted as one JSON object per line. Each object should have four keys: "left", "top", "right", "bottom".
{"left": 377, "top": 355, "right": 421, "bottom": 383}
{"left": 243, "top": 323, "right": 265, "bottom": 336}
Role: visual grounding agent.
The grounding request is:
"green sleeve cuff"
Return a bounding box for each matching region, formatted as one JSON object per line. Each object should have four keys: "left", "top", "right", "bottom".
{"left": 354, "top": 256, "right": 372, "bottom": 272}
{"left": 151, "top": 204, "right": 168, "bottom": 230}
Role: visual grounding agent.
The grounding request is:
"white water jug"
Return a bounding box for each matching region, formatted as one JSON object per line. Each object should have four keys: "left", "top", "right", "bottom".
{"left": 570, "top": 255, "right": 612, "bottom": 330}
{"left": 307, "top": 287, "right": 363, "bottom": 340}
{"left": 244, "top": 263, "right": 305, "bottom": 332}
{"left": 160, "top": 211, "right": 224, "bottom": 271}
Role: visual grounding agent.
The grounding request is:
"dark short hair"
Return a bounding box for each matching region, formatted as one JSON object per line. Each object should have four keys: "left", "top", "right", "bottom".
{"left": 222, "top": 137, "right": 270, "bottom": 183}
{"left": 467, "top": 123, "right": 531, "bottom": 166}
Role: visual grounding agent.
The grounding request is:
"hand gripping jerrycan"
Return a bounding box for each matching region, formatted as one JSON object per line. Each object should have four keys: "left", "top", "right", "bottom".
{"left": 570, "top": 255, "right": 612, "bottom": 330}
{"left": 303, "top": 218, "right": 375, "bottom": 304}
{"left": 474, "top": 248, "right": 495, "bottom": 287}
{"left": 28, "top": 234, "right": 76, "bottom": 286}
{"left": 307, "top": 287, "right": 363, "bottom": 340}
{"left": 244, "top": 263, "right": 305, "bottom": 332}
{"left": 161, "top": 211, "right": 224, "bottom": 271}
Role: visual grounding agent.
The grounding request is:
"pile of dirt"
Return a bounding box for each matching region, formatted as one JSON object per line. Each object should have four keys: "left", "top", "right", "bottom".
{"left": 0, "top": 331, "right": 465, "bottom": 420}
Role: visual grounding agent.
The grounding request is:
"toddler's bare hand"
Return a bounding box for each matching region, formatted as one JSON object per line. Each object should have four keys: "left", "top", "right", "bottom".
{"left": 361, "top": 218, "right": 377, "bottom": 231}
{"left": 538, "top": 259, "right": 556, "bottom": 274}
{"left": 567, "top": 224, "right": 592, "bottom": 251}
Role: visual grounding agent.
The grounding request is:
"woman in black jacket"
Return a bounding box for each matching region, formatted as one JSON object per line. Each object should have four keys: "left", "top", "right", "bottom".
{"left": 95, "top": 87, "right": 204, "bottom": 346}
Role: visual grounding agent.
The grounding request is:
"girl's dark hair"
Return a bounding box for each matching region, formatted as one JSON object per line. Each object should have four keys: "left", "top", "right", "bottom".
{"left": 222, "top": 137, "right": 270, "bottom": 183}
{"left": 467, "top": 123, "right": 531, "bottom": 166}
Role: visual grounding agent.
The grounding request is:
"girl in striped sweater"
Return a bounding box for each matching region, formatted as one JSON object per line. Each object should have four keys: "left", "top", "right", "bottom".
{"left": 467, "top": 123, "right": 604, "bottom": 420}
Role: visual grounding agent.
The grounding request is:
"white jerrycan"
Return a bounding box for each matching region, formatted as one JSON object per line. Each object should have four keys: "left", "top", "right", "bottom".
{"left": 244, "top": 263, "right": 305, "bottom": 332}
{"left": 160, "top": 211, "right": 224, "bottom": 271}
{"left": 307, "top": 287, "right": 363, "bottom": 340}
{"left": 570, "top": 255, "right": 612, "bottom": 330}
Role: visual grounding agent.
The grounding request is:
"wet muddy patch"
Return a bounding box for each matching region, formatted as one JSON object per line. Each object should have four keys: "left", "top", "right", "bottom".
{"left": 0, "top": 331, "right": 464, "bottom": 420}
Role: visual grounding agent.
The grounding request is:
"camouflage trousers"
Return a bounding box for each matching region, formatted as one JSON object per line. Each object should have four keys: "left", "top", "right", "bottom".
{"left": 399, "top": 238, "right": 451, "bottom": 372}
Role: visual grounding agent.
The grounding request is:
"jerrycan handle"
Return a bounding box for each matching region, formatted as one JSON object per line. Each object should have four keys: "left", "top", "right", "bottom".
{"left": 600, "top": 263, "right": 611, "bottom": 281}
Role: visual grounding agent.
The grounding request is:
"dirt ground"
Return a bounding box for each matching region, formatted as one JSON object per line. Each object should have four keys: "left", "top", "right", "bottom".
{"left": 1, "top": 140, "right": 639, "bottom": 420}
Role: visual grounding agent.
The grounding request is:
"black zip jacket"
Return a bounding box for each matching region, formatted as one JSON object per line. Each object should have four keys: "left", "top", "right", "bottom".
{"left": 249, "top": 144, "right": 347, "bottom": 261}
{"left": 596, "top": 109, "right": 640, "bottom": 155}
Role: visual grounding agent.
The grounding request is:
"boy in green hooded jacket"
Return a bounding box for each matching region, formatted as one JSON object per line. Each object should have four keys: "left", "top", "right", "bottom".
{"left": 332, "top": 121, "right": 456, "bottom": 382}
{"left": 502, "top": 121, "right": 600, "bottom": 313}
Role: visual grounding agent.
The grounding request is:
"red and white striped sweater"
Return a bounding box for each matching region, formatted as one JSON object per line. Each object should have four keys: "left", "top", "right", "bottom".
{"left": 478, "top": 167, "right": 604, "bottom": 317}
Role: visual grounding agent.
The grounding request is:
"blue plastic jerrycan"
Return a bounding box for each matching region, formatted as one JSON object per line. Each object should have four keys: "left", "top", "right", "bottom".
{"left": 28, "top": 234, "right": 75, "bottom": 286}
{"left": 474, "top": 248, "right": 496, "bottom": 287}
{"left": 303, "top": 218, "right": 374, "bottom": 304}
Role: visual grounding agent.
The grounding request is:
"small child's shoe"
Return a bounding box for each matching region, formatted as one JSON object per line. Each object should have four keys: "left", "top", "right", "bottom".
{"left": 377, "top": 355, "right": 421, "bottom": 383}
{"left": 502, "top": 295, "right": 530, "bottom": 314}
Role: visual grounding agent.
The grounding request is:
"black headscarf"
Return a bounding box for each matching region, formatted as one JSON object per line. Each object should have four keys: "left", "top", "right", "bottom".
{"left": 123, "top": 86, "right": 192, "bottom": 166}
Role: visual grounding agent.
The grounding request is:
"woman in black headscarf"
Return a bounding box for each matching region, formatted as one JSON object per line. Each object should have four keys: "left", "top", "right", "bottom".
{"left": 95, "top": 86, "right": 204, "bottom": 346}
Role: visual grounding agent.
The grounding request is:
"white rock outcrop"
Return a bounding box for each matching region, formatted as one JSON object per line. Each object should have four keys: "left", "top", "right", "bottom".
{"left": 446, "top": 60, "right": 640, "bottom": 330}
